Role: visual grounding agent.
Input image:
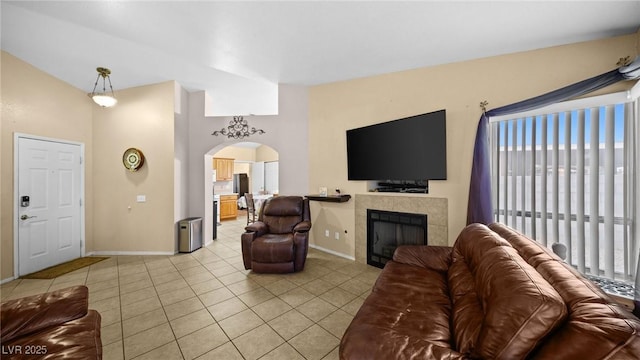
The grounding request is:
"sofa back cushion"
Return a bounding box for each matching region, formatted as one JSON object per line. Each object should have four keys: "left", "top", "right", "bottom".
{"left": 449, "top": 224, "right": 568, "bottom": 359}
{"left": 489, "top": 223, "right": 640, "bottom": 359}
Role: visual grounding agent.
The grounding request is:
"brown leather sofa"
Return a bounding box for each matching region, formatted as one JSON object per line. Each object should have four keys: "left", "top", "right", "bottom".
{"left": 241, "top": 196, "right": 311, "bottom": 273}
{"left": 340, "top": 223, "right": 640, "bottom": 359}
{"left": 1, "top": 285, "right": 102, "bottom": 359}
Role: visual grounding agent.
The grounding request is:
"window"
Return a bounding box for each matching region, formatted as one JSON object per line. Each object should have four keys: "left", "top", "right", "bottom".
{"left": 489, "top": 87, "right": 640, "bottom": 283}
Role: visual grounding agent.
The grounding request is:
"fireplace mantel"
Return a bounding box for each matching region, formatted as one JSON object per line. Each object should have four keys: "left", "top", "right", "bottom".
{"left": 354, "top": 193, "right": 448, "bottom": 264}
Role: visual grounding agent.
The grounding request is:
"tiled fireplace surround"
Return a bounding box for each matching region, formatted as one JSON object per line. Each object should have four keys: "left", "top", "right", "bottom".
{"left": 354, "top": 194, "right": 448, "bottom": 264}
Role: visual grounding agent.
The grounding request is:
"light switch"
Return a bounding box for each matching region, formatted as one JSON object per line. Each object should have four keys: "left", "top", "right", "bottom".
{"left": 136, "top": 195, "right": 146, "bottom": 203}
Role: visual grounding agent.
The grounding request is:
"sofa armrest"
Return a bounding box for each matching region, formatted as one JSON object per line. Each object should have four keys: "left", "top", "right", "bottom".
{"left": 392, "top": 245, "right": 453, "bottom": 272}
{"left": 293, "top": 221, "right": 311, "bottom": 233}
{"left": 245, "top": 221, "right": 268, "bottom": 237}
{"left": 1, "top": 285, "right": 89, "bottom": 343}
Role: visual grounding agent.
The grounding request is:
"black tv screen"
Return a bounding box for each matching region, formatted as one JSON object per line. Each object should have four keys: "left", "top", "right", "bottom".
{"left": 346, "top": 109, "right": 447, "bottom": 181}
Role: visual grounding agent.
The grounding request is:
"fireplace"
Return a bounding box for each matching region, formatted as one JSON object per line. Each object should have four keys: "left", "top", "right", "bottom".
{"left": 367, "top": 209, "right": 427, "bottom": 268}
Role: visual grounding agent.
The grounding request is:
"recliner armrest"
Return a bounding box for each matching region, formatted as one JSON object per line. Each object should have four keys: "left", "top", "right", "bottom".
{"left": 1, "top": 285, "right": 89, "bottom": 343}
{"left": 293, "top": 221, "right": 311, "bottom": 233}
{"left": 245, "top": 221, "right": 268, "bottom": 237}
{"left": 393, "top": 245, "right": 452, "bottom": 272}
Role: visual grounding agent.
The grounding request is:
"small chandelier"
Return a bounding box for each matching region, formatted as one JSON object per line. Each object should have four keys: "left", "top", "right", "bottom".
{"left": 89, "top": 67, "right": 117, "bottom": 107}
{"left": 212, "top": 116, "right": 265, "bottom": 139}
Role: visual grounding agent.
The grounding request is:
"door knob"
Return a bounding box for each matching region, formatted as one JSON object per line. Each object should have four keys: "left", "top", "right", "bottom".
{"left": 20, "top": 214, "right": 37, "bottom": 220}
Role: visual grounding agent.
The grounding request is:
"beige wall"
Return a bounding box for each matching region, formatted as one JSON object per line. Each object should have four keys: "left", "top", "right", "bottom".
{"left": 213, "top": 146, "right": 256, "bottom": 162}
{"left": 92, "top": 81, "right": 175, "bottom": 253}
{"left": 1, "top": 52, "right": 94, "bottom": 279}
{"left": 256, "top": 145, "right": 278, "bottom": 162}
{"left": 308, "top": 34, "right": 638, "bottom": 258}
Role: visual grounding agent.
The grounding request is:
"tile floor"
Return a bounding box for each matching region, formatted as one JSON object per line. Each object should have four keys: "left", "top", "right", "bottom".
{"left": 0, "top": 217, "right": 381, "bottom": 360}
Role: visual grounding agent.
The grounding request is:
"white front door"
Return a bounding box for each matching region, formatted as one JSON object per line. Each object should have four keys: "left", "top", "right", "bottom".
{"left": 17, "top": 137, "right": 82, "bottom": 275}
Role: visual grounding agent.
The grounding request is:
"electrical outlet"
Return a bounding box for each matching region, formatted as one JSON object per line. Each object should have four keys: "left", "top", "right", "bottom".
{"left": 335, "top": 232, "right": 340, "bottom": 240}
{"left": 325, "top": 230, "right": 330, "bottom": 237}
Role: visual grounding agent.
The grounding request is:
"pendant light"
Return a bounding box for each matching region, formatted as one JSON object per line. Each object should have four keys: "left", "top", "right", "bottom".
{"left": 89, "top": 67, "right": 117, "bottom": 107}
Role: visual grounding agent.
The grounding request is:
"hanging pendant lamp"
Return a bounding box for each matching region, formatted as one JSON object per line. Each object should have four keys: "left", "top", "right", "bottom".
{"left": 89, "top": 67, "right": 117, "bottom": 107}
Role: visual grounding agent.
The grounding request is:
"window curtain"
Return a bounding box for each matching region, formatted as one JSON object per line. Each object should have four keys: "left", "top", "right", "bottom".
{"left": 467, "top": 57, "right": 640, "bottom": 225}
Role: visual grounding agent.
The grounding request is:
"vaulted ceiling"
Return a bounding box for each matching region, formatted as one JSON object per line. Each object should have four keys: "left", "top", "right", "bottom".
{"left": 2, "top": 1, "right": 639, "bottom": 115}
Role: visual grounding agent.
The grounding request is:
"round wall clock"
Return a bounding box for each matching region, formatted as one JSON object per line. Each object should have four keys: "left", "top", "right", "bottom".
{"left": 122, "top": 148, "right": 145, "bottom": 172}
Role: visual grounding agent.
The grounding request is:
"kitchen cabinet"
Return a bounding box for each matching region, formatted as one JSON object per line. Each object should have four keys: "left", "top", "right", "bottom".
{"left": 213, "top": 158, "right": 234, "bottom": 181}
{"left": 219, "top": 194, "right": 238, "bottom": 220}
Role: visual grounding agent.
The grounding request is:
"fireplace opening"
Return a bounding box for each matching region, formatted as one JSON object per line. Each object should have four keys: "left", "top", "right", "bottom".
{"left": 367, "top": 209, "right": 427, "bottom": 268}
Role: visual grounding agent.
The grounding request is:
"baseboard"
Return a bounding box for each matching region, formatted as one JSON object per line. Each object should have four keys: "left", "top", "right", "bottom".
{"left": 1, "top": 276, "right": 16, "bottom": 285}
{"left": 204, "top": 240, "right": 213, "bottom": 247}
{"left": 87, "top": 250, "right": 177, "bottom": 256}
{"left": 309, "top": 244, "right": 355, "bottom": 261}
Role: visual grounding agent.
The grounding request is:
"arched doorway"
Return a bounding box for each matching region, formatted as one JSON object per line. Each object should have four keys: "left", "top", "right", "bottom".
{"left": 203, "top": 141, "right": 279, "bottom": 243}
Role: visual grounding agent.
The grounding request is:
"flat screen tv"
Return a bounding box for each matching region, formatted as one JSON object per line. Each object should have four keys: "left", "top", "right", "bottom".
{"left": 346, "top": 109, "right": 447, "bottom": 182}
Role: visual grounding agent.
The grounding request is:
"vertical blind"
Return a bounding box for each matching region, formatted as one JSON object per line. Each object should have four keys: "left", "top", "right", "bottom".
{"left": 489, "top": 91, "right": 638, "bottom": 282}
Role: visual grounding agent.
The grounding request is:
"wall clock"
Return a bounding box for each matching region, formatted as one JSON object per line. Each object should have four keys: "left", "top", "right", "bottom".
{"left": 122, "top": 148, "right": 145, "bottom": 172}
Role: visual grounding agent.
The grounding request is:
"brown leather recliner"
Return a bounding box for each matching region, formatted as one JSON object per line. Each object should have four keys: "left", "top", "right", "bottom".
{"left": 241, "top": 196, "right": 311, "bottom": 273}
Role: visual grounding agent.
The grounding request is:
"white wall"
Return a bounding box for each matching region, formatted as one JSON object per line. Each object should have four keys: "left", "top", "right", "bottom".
{"left": 188, "top": 84, "right": 309, "bottom": 241}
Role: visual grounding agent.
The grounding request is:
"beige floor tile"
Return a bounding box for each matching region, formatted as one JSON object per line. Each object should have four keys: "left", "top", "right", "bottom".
{"left": 318, "top": 309, "right": 354, "bottom": 338}
{"left": 232, "top": 324, "right": 284, "bottom": 360}
{"left": 86, "top": 278, "right": 119, "bottom": 293}
{"left": 48, "top": 278, "right": 87, "bottom": 291}
{"left": 183, "top": 271, "right": 216, "bottom": 286}
{"left": 321, "top": 272, "right": 352, "bottom": 286}
{"left": 218, "top": 309, "right": 265, "bottom": 339}
{"left": 164, "top": 296, "right": 205, "bottom": 320}
{"left": 122, "top": 308, "right": 168, "bottom": 338}
{"left": 217, "top": 271, "right": 248, "bottom": 285}
{"left": 102, "top": 340, "right": 124, "bottom": 360}
{"left": 119, "top": 263, "right": 148, "bottom": 276}
{"left": 319, "top": 287, "right": 357, "bottom": 308}
{"left": 252, "top": 297, "right": 293, "bottom": 322}
{"left": 196, "top": 341, "right": 243, "bottom": 360}
{"left": 52, "top": 271, "right": 87, "bottom": 285}
{"left": 118, "top": 272, "right": 151, "bottom": 286}
{"left": 280, "top": 287, "right": 315, "bottom": 307}
{"left": 338, "top": 278, "right": 374, "bottom": 296}
{"left": 154, "top": 278, "right": 189, "bottom": 295}
{"left": 170, "top": 308, "right": 215, "bottom": 339}
{"left": 121, "top": 297, "right": 162, "bottom": 320}
{"left": 237, "top": 288, "right": 274, "bottom": 307}
{"left": 150, "top": 271, "right": 182, "bottom": 285}
{"left": 120, "top": 286, "right": 158, "bottom": 306}
{"left": 101, "top": 322, "right": 123, "bottom": 346}
{"left": 207, "top": 297, "right": 248, "bottom": 321}
{"left": 289, "top": 324, "right": 340, "bottom": 360}
{"left": 261, "top": 342, "right": 305, "bottom": 360}
{"left": 226, "top": 279, "right": 262, "bottom": 295}
{"left": 119, "top": 277, "right": 154, "bottom": 295}
{"left": 131, "top": 341, "right": 183, "bottom": 360}
{"left": 87, "top": 286, "right": 120, "bottom": 304}
{"left": 301, "top": 278, "right": 335, "bottom": 296}
{"left": 178, "top": 262, "right": 207, "bottom": 274}
{"left": 296, "top": 297, "right": 338, "bottom": 322}
{"left": 6, "top": 217, "right": 378, "bottom": 360}
{"left": 190, "top": 278, "right": 225, "bottom": 295}
{"left": 177, "top": 323, "right": 229, "bottom": 360}
{"left": 90, "top": 294, "right": 120, "bottom": 313}
{"left": 198, "top": 286, "right": 235, "bottom": 306}
{"left": 321, "top": 346, "right": 340, "bottom": 360}
{"left": 262, "top": 278, "right": 298, "bottom": 295}
{"left": 123, "top": 322, "right": 174, "bottom": 360}
{"left": 98, "top": 308, "right": 122, "bottom": 327}
{"left": 268, "top": 309, "right": 314, "bottom": 340}
{"left": 341, "top": 296, "right": 365, "bottom": 316}
{"left": 159, "top": 286, "right": 196, "bottom": 306}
